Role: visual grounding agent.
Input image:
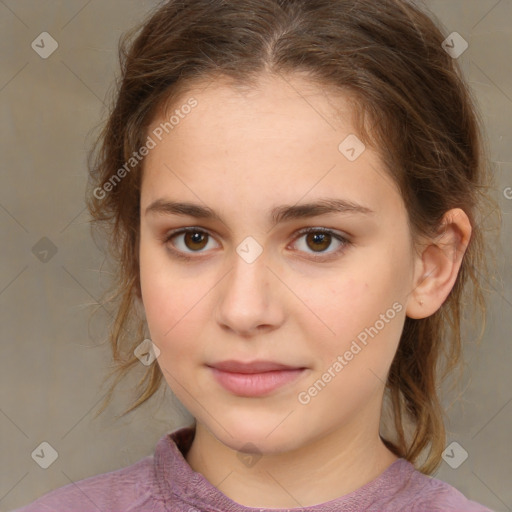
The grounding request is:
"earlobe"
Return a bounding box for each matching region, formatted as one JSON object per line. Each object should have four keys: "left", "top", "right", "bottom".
{"left": 406, "top": 208, "right": 472, "bottom": 319}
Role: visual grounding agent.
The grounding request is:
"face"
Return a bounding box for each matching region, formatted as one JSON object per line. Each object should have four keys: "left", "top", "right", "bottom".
{"left": 139, "top": 73, "right": 418, "bottom": 455}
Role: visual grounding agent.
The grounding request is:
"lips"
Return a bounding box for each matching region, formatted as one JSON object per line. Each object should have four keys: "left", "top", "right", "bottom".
{"left": 207, "top": 360, "right": 305, "bottom": 373}
{"left": 207, "top": 360, "right": 307, "bottom": 397}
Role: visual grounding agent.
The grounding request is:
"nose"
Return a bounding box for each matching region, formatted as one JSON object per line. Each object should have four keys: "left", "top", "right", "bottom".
{"left": 215, "top": 248, "right": 285, "bottom": 337}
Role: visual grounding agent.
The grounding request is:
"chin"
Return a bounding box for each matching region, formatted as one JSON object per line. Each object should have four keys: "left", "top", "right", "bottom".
{"left": 208, "top": 414, "right": 304, "bottom": 456}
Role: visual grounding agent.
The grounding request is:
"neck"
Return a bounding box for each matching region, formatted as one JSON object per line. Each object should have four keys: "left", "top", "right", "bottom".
{"left": 185, "top": 407, "right": 398, "bottom": 508}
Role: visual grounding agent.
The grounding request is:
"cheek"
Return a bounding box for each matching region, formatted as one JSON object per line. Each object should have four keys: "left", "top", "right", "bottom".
{"left": 139, "top": 243, "right": 215, "bottom": 369}
{"left": 298, "top": 266, "right": 405, "bottom": 370}
{"left": 141, "top": 276, "right": 201, "bottom": 346}
{"left": 139, "top": 243, "right": 189, "bottom": 342}
{"left": 140, "top": 269, "right": 203, "bottom": 386}
{"left": 295, "top": 276, "right": 404, "bottom": 412}
{"left": 303, "top": 273, "right": 390, "bottom": 333}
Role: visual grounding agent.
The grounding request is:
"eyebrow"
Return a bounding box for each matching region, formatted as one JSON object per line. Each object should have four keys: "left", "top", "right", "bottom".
{"left": 145, "top": 197, "right": 375, "bottom": 227}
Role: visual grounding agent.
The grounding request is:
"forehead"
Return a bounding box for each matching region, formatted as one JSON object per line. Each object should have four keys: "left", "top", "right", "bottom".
{"left": 140, "top": 73, "right": 400, "bottom": 219}
{"left": 166, "top": 73, "right": 353, "bottom": 132}
{"left": 144, "top": 73, "right": 360, "bottom": 174}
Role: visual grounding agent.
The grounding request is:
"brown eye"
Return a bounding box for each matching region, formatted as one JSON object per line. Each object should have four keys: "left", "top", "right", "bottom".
{"left": 182, "top": 231, "right": 208, "bottom": 251}
{"left": 305, "top": 232, "right": 332, "bottom": 252}
{"left": 165, "top": 228, "right": 217, "bottom": 254}
{"left": 163, "top": 226, "right": 350, "bottom": 261}
{"left": 291, "top": 228, "right": 350, "bottom": 259}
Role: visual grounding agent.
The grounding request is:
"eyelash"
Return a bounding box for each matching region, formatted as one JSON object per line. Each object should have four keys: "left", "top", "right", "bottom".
{"left": 161, "top": 227, "right": 352, "bottom": 262}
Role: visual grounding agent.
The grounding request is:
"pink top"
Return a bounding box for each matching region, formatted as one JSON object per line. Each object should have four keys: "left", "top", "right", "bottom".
{"left": 13, "top": 425, "right": 494, "bottom": 511}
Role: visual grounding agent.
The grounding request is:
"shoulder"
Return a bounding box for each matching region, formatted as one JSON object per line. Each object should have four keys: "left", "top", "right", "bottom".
{"left": 392, "top": 461, "right": 495, "bottom": 512}
{"left": 10, "top": 455, "right": 162, "bottom": 512}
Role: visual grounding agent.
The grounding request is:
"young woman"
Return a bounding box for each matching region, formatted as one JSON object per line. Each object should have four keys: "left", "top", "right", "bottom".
{"left": 14, "top": 0, "right": 498, "bottom": 510}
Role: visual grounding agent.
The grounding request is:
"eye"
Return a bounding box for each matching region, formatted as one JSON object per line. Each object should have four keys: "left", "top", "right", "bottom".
{"left": 163, "top": 228, "right": 218, "bottom": 258}
{"left": 290, "top": 227, "right": 350, "bottom": 259}
{"left": 162, "top": 226, "right": 351, "bottom": 260}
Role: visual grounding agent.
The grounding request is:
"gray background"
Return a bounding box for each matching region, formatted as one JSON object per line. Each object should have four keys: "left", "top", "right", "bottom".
{"left": 0, "top": 1, "right": 511, "bottom": 511}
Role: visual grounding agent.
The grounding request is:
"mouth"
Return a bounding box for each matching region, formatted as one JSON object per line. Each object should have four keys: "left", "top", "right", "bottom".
{"left": 206, "top": 360, "right": 308, "bottom": 397}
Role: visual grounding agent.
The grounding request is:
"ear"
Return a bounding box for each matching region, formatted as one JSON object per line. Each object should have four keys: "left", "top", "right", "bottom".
{"left": 406, "top": 208, "right": 472, "bottom": 319}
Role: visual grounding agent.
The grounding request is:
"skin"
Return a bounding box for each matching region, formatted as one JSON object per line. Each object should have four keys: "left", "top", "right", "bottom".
{"left": 138, "top": 72, "right": 471, "bottom": 508}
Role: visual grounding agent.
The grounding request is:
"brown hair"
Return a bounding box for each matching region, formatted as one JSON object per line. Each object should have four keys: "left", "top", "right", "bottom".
{"left": 86, "top": 0, "right": 499, "bottom": 474}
